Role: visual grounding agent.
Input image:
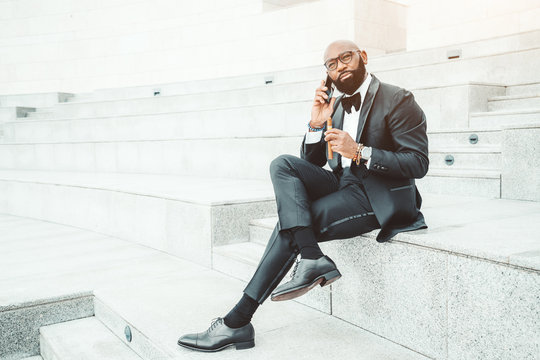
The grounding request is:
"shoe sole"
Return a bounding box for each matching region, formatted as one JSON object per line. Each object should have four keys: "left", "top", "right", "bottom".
{"left": 270, "top": 269, "right": 342, "bottom": 302}
{"left": 178, "top": 339, "right": 255, "bottom": 352}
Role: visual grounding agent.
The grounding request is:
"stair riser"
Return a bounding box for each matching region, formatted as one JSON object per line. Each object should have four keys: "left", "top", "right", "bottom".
{"left": 0, "top": 294, "right": 94, "bottom": 360}
{"left": 488, "top": 97, "right": 540, "bottom": 111}
{"left": 53, "top": 82, "right": 317, "bottom": 119}
{"left": 249, "top": 223, "right": 273, "bottom": 246}
{"left": 93, "top": 298, "right": 170, "bottom": 360}
{"left": 506, "top": 83, "right": 540, "bottom": 96}
{"left": 428, "top": 131, "right": 502, "bottom": 147}
{"left": 327, "top": 235, "right": 540, "bottom": 360}
{"left": 0, "top": 138, "right": 302, "bottom": 180}
{"left": 0, "top": 93, "right": 72, "bottom": 108}
{"left": 416, "top": 175, "right": 500, "bottom": 198}
{"left": 0, "top": 107, "right": 35, "bottom": 122}
{"left": 2, "top": 102, "right": 311, "bottom": 143}
{"left": 25, "top": 112, "right": 54, "bottom": 120}
{"left": 414, "top": 84, "right": 504, "bottom": 130}
{"left": 429, "top": 151, "right": 500, "bottom": 170}
{"left": 377, "top": 48, "right": 540, "bottom": 91}
{"left": 469, "top": 111, "right": 540, "bottom": 128}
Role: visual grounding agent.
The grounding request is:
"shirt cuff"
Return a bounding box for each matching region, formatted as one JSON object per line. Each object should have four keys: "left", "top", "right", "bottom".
{"left": 366, "top": 157, "right": 371, "bottom": 169}
{"left": 305, "top": 130, "right": 323, "bottom": 144}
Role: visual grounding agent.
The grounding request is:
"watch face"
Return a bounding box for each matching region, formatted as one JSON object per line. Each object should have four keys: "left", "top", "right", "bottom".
{"left": 362, "top": 146, "right": 371, "bottom": 159}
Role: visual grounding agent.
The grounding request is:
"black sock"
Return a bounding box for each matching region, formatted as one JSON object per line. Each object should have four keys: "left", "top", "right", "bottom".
{"left": 292, "top": 226, "right": 324, "bottom": 260}
{"left": 223, "top": 293, "right": 259, "bottom": 329}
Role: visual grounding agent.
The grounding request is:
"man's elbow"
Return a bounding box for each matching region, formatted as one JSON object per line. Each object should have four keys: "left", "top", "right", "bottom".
{"left": 414, "top": 156, "right": 429, "bottom": 179}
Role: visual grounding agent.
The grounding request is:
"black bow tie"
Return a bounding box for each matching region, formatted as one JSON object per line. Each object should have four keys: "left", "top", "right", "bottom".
{"left": 342, "top": 92, "right": 361, "bottom": 114}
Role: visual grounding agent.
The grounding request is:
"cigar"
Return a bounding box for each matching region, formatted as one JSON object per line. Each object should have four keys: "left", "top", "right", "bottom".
{"left": 327, "top": 117, "right": 333, "bottom": 160}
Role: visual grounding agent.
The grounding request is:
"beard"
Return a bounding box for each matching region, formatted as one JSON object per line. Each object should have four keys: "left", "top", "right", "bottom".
{"left": 333, "top": 61, "right": 366, "bottom": 95}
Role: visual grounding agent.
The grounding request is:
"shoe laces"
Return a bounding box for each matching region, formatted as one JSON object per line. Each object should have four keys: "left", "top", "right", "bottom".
{"left": 208, "top": 317, "right": 223, "bottom": 333}
{"left": 290, "top": 257, "right": 300, "bottom": 278}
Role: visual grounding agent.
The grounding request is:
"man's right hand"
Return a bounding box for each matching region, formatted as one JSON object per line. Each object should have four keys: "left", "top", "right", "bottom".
{"left": 310, "top": 79, "right": 336, "bottom": 130}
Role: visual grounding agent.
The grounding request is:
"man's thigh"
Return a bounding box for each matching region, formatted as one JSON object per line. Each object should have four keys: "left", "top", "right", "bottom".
{"left": 270, "top": 154, "right": 339, "bottom": 202}
{"left": 311, "top": 184, "right": 380, "bottom": 242}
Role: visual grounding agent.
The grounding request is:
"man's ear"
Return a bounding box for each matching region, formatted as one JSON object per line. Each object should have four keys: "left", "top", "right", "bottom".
{"left": 359, "top": 50, "right": 368, "bottom": 65}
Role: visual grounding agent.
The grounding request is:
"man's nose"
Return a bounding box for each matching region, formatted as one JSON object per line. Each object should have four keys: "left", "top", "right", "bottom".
{"left": 336, "top": 60, "right": 348, "bottom": 74}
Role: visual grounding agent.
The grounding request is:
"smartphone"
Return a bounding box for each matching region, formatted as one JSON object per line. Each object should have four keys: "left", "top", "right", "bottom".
{"left": 324, "top": 74, "right": 334, "bottom": 103}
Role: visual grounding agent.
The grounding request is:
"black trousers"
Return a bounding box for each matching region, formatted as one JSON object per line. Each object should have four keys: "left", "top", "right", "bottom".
{"left": 243, "top": 154, "right": 380, "bottom": 304}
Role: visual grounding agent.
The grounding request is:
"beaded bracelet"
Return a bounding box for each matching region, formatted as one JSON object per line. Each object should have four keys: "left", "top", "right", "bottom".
{"left": 352, "top": 143, "right": 363, "bottom": 165}
{"left": 308, "top": 122, "right": 325, "bottom": 132}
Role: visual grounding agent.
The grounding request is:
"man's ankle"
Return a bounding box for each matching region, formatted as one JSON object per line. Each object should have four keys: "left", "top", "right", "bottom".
{"left": 223, "top": 293, "right": 259, "bottom": 329}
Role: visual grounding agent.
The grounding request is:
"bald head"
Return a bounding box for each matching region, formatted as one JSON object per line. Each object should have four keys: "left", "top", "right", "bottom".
{"left": 324, "top": 40, "right": 359, "bottom": 62}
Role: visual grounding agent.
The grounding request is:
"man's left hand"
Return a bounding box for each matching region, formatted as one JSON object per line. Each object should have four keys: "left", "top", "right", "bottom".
{"left": 324, "top": 128, "right": 358, "bottom": 159}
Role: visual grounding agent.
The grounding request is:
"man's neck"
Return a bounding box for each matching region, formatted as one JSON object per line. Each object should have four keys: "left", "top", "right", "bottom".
{"left": 347, "top": 73, "right": 371, "bottom": 96}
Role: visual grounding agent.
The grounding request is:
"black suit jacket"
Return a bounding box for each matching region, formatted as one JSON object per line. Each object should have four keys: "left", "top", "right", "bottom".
{"left": 301, "top": 75, "right": 429, "bottom": 242}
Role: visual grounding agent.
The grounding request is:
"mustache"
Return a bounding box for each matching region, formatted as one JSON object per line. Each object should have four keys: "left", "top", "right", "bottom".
{"left": 338, "top": 71, "right": 353, "bottom": 80}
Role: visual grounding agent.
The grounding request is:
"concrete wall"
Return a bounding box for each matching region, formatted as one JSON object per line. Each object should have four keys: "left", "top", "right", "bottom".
{"left": 0, "top": 0, "right": 406, "bottom": 95}
{"left": 407, "top": 0, "right": 540, "bottom": 50}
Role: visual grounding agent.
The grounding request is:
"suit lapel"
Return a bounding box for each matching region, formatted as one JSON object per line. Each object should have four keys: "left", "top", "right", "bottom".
{"left": 355, "top": 75, "right": 380, "bottom": 143}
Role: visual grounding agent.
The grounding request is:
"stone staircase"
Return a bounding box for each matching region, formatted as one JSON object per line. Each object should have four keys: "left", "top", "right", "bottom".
{"left": 0, "top": 31, "right": 539, "bottom": 360}
{"left": 0, "top": 214, "right": 433, "bottom": 360}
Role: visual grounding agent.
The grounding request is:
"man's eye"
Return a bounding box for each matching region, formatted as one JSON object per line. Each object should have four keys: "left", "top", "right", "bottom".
{"left": 342, "top": 54, "right": 351, "bottom": 61}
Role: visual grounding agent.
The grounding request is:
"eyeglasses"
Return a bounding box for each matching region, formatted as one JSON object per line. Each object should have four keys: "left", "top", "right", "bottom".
{"left": 324, "top": 50, "right": 360, "bottom": 71}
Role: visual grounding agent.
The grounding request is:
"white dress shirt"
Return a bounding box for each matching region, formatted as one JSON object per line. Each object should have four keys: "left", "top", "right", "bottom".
{"left": 306, "top": 73, "right": 373, "bottom": 169}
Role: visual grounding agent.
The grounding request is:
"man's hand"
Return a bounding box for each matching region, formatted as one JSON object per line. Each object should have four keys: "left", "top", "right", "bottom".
{"left": 310, "top": 80, "right": 336, "bottom": 129}
{"left": 324, "top": 128, "right": 358, "bottom": 159}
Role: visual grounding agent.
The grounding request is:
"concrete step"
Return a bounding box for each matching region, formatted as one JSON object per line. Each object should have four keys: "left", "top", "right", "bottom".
{"left": 376, "top": 47, "right": 540, "bottom": 90}
{"left": 0, "top": 137, "right": 302, "bottom": 179}
{"left": 2, "top": 195, "right": 539, "bottom": 360}
{"left": 213, "top": 241, "right": 266, "bottom": 282}
{"left": 0, "top": 93, "right": 73, "bottom": 108}
{"left": 93, "top": 269, "right": 429, "bottom": 360}
{"left": 418, "top": 168, "right": 500, "bottom": 198}
{"left": 427, "top": 128, "right": 502, "bottom": 147}
{"left": 487, "top": 94, "right": 540, "bottom": 111}
{"left": 506, "top": 82, "right": 540, "bottom": 97}
{"left": 52, "top": 81, "right": 318, "bottom": 120}
{"left": 1, "top": 101, "right": 311, "bottom": 143}
{"left": 25, "top": 112, "right": 54, "bottom": 120}
{"left": 0, "top": 139, "right": 503, "bottom": 179}
{"left": 0, "top": 106, "right": 35, "bottom": 122}
{"left": 249, "top": 217, "right": 276, "bottom": 246}
{"left": 39, "top": 317, "right": 142, "bottom": 360}
{"left": 1, "top": 83, "right": 504, "bottom": 144}
{"left": 429, "top": 145, "right": 500, "bottom": 170}
{"left": 469, "top": 109, "right": 540, "bottom": 128}
{"left": 0, "top": 170, "right": 276, "bottom": 267}
{"left": 211, "top": 194, "right": 540, "bottom": 359}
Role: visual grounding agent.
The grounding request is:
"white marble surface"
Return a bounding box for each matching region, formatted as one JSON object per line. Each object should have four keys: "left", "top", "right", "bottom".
{"left": 0, "top": 170, "right": 274, "bottom": 205}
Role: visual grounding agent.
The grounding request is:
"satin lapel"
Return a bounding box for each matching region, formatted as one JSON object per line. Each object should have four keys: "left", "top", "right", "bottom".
{"left": 355, "top": 76, "right": 380, "bottom": 143}
{"left": 327, "top": 96, "right": 345, "bottom": 169}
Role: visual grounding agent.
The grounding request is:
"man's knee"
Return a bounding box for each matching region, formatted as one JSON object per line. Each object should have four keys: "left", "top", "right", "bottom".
{"left": 269, "top": 154, "right": 298, "bottom": 177}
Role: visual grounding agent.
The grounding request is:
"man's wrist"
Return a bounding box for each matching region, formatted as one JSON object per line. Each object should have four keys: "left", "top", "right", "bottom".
{"left": 361, "top": 146, "right": 372, "bottom": 160}
{"left": 308, "top": 120, "right": 324, "bottom": 132}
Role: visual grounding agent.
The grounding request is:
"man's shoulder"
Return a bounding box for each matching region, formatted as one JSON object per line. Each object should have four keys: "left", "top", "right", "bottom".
{"left": 376, "top": 77, "right": 410, "bottom": 98}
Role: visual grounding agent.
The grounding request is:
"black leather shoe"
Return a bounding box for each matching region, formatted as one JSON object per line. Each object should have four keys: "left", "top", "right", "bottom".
{"left": 177, "top": 317, "right": 255, "bottom": 352}
{"left": 271, "top": 255, "right": 341, "bottom": 301}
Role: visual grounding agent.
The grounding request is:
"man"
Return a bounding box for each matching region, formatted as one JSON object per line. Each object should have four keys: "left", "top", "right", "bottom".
{"left": 177, "top": 40, "right": 429, "bottom": 352}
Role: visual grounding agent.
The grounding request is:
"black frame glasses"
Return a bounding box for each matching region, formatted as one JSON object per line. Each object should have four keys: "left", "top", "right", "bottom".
{"left": 324, "top": 50, "right": 360, "bottom": 71}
